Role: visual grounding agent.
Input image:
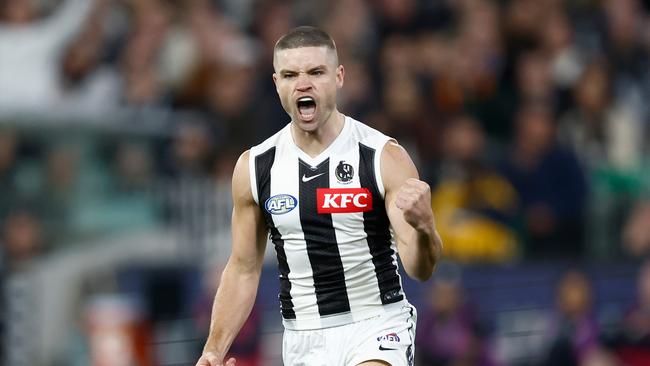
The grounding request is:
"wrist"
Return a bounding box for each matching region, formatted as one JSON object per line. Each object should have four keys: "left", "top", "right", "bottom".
{"left": 203, "top": 340, "right": 227, "bottom": 360}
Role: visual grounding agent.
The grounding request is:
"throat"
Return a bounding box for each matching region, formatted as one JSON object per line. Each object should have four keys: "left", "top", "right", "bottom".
{"left": 291, "top": 113, "right": 345, "bottom": 158}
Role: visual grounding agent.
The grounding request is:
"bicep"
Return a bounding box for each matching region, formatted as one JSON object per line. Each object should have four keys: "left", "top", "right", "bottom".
{"left": 229, "top": 152, "right": 268, "bottom": 272}
{"left": 230, "top": 200, "right": 267, "bottom": 268}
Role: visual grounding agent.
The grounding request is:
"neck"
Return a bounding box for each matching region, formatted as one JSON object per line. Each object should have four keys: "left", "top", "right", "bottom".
{"left": 291, "top": 110, "right": 345, "bottom": 158}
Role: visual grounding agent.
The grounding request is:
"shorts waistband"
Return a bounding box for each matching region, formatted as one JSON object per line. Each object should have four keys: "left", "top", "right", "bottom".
{"left": 282, "top": 299, "right": 409, "bottom": 331}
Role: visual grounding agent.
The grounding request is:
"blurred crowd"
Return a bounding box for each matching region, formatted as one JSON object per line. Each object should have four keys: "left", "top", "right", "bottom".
{"left": 1, "top": 0, "right": 649, "bottom": 265}
{"left": 1, "top": 1, "right": 650, "bottom": 365}
{"left": 414, "top": 261, "right": 650, "bottom": 366}
{"left": 62, "top": 260, "right": 650, "bottom": 366}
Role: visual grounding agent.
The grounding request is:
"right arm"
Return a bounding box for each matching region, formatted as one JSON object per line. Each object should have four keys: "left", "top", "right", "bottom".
{"left": 44, "top": 0, "right": 97, "bottom": 41}
{"left": 196, "top": 150, "right": 268, "bottom": 366}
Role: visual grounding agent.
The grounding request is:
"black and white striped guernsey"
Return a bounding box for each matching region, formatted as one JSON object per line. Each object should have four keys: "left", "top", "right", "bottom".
{"left": 249, "top": 116, "right": 406, "bottom": 330}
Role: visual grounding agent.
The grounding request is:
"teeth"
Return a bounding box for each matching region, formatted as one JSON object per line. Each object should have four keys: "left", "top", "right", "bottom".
{"left": 298, "top": 97, "right": 314, "bottom": 103}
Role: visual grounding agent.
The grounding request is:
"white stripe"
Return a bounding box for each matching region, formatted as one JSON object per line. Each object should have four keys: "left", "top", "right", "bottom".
{"left": 249, "top": 150, "right": 258, "bottom": 204}
{"left": 328, "top": 148, "right": 383, "bottom": 321}
{"left": 270, "top": 140, "right": 319, "bottom": 329}
{"left": 375, "top": 139, "right": 390, "bottom": 198}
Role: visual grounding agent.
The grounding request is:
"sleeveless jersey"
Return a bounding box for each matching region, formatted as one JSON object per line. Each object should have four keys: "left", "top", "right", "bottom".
{"left": 249, "top": 116, "right": 406, "bottom": 330}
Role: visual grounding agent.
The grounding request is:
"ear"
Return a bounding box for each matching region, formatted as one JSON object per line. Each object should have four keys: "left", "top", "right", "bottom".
{"left": 272, "top": 73, "right": 279, "bottom": 90}
{"left": 336, "top": 65, "right": 345, "bottom": 89}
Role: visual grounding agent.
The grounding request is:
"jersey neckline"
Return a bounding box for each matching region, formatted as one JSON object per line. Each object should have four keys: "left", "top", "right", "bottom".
{"left": 286, "top": 115, "right": 351, "bottom": 167}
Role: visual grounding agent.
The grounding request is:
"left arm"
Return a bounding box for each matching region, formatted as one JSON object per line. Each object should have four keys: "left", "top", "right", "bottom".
{"left": 382, "top": 141, "right": 442, "bottom": 281}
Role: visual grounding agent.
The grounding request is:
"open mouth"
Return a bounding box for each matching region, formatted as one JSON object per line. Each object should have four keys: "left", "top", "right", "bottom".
{"left": 296, "top": 96, "right": 316, "bottom": 121}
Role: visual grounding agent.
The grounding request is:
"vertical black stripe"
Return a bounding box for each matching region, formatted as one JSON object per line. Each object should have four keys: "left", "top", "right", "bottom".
{"left": 298, "top": 158, "right": 351, "bottom": 316}
{"left": 359, "top": 143, "right": 403, "bottom": 304}
{"left": 255, "top": 147, "right": 295, "bottom": 319}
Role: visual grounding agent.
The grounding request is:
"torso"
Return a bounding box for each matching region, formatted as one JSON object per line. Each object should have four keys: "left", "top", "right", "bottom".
{"left": 249, "top": 116, "right": 406, "bottom": 330}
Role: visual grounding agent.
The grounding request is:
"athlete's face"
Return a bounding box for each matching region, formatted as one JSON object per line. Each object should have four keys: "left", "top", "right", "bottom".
{"left": 273, "top": 46, "right": 344, "bottom": 132}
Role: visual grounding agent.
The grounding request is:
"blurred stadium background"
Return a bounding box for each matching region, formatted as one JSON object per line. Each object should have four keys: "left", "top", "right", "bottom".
{"left": 1, "top": 0, "right": 649, "bottom": 365}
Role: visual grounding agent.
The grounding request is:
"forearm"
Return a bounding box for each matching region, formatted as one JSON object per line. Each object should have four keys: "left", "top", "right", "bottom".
{"left": 399, "top": 225, "right": 442, "bottom": 281}
{"left": 203, "top": 259, "right": 261, "bottom": 358}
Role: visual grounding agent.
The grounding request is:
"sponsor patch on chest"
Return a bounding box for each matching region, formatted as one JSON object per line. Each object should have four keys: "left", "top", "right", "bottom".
{"left": 265, "top": 194, "right": 297, "bottom": 214}
{"left": 316, "top": 188, "right": 373, "bottom": 214}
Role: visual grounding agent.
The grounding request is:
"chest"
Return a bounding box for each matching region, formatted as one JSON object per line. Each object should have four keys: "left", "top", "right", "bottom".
{"left": 262, "top": 150, "right": 378, "bottom": 237}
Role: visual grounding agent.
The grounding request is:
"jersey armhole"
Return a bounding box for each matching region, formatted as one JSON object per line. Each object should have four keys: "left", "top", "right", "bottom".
{"left": 249, "top": 151, "right": 259, "bottom": 204}
{"left": 375, "top": 137, "right": 395, "bottom": 199}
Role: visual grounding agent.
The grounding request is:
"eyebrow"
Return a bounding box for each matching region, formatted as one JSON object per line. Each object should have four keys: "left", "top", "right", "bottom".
{"left": 279, "top": 65, "right": 328, "bottom": 75}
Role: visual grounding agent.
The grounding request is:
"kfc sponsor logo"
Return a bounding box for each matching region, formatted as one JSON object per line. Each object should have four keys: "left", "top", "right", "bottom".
{"left": 317, "top": 188, "right": 373, "bottom": 214}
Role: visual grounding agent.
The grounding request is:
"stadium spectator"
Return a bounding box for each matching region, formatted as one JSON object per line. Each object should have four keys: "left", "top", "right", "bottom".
{"left": 160, "top": 118, "right": 216, "bottom": 179}
{"left": 599, "top": 0, "right": 649, "bottom": 163}
{"left": 580, "top": 347, "right": 622, "bottom": 366}
{"left": 194, "top": 264, "right": 262, "bottom": 366}
{"left": 335, "top": 58, "right": 375, "bottom": 122}
{"left": 97, "top": 141, "right": 160, "bottom": 232}
{"left": 615, "top": 259, "right": 650, "bottom": 365}
{"left": 499, "top": 102, "right": 587, "bottom": 258}
{"left": 249, "top": 0, "right": 292, "bottom": 64}
{"left": 60, "top": 0, "right": 121, "bottom": 112}
{"left": 601, "top": 0, "right": 649, "bottom": 82}
{"left": 372, "top": 0, "right": 421, "bottom": 37}
{"left": 502, "top": 0, "right": 545, "bottom": 59}
{"left": 1, "top": 209, "right": 44, "bottom": 270}
{"left": 622, "top": 201, "right": 650, "bottom": 257}
{"left": 380, "top": 66, "right": 437, "bottom": 171}
{"left": 111, "top": 141, "right": 155, "bottom": 193}
{"left": 416, "top": 262, "right": 498, "bottom": 366}
{"left": 0, "top": 129, "right": 19, "bottom": 212}
{"left": 202, "top": 61, "right": 261, "bottom": 150}
{"left": 39, "top": 143, "right": 82, "bottom": 245}
{"left": 515, "top": 50, "right": 557, "bottom": 108}
{"left": 542, "top": 269, "right": 600, "bottom": 366}
{"left": 119, "top": 0, "right": 172, "bottom": 106}
{"left": 431, "top": 115, "right": 519, "bottom": 262}
{"left": 0, "top": 0, "right": 96, "bottom": 108}
{"left": 558, "top": 61, "right": 614, "bottom": 170}
{"left": 560, "top": 60, "right": 645, "bottom": 258}
{"left": 540, "top": 9, "right": 584, "bottom": 91}
{"left": 321, "top": 0, "right": 375, "bottom": 62}
{"left": 453, "top": 0, "right": 508, "bottom": 141}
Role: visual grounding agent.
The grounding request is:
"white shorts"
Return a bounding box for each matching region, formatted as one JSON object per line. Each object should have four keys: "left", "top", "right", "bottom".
{"left": 282, "top": 304, "right": 417, "bottom": 366}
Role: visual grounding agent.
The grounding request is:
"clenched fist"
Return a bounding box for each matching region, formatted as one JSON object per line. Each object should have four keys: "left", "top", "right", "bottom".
{"left": 195, "top": 352, "right": 236, "bottom": 366}
{"left": 394, "top": 178, "right": 434, "bottom": 232}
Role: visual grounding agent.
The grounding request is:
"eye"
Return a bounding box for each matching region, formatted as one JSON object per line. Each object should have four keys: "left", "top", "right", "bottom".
{"left": 311, "top": 70, "right": 324, "bottom": 76}
{"left": 283, "top": 74, "right": 296, "bottom": 79}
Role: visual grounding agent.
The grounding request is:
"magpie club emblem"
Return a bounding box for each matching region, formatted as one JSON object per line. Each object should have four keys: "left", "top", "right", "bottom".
{"left": 335, "top": 161, "right": 354, "bottom": 184}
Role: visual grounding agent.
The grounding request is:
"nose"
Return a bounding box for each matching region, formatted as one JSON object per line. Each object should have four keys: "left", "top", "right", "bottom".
{"left": 295, "top": 73, "right": 312, "bottom": 91}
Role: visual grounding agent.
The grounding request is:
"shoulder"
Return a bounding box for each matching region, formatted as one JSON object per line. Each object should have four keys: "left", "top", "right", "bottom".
{"left": 381, "top": 140, "right": 414, "bottom": 167}
{"left": 348, "top": 117, "right": 393, "bottom": 147}
{"left": 380, "top": 140, "right": 419, "bottom": 192}
{"left": 232, "top": 150, "right": 254, "bottom": 204}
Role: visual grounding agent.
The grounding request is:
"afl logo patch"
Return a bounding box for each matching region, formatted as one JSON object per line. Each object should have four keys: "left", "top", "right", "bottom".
{"left": 335, "top": 161, "right": 354, "bottom": 184}
{"left": 265, "top": 194, "right": 297, "bottom": 215}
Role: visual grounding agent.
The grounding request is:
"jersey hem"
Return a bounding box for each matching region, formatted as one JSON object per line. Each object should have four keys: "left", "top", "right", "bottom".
{"left": 281, "top": 299, "right": 408, "bottom": 331}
